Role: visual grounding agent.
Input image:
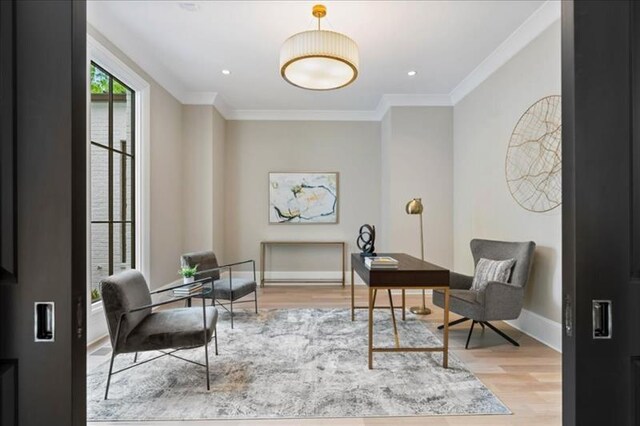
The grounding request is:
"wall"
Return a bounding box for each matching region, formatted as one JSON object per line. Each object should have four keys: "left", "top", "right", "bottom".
{"left": 224, "top": 121, "right": 380, "bottom": 276}
{"left": 182, "top": 105, "right": 226, "bottom": 258}
{"left": 453, "top": 21, "right": 562, "bottom": 349}
{"left": 381, "top": 107, "right": 454, "bottom": 268}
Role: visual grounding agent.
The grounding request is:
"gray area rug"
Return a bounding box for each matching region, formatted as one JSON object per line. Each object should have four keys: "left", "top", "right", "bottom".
{"left": 87, "top": 308, "right": 509, "bottom": 420}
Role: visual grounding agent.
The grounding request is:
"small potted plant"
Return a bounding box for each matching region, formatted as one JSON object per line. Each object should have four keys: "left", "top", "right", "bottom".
{"left": 179, "top": 265, "right": 198, "bottom": 284}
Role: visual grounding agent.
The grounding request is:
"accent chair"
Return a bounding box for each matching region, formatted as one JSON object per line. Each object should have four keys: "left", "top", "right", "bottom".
{"left": 181, "top": 251, "right": 257, "bottom": 329}
{"left": 100, "top": 269, "right": 218, "bottom": 399}
{"left": 433, "top": 239, "right": 536, "bottom": 348}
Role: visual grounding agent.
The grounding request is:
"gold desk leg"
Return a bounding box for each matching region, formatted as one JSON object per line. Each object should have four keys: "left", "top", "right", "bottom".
{"left": 350, "top": 267, "right": 355, "bottom": 321}
{"left": 372, "top": 289, "right": 378, "bottom": 306}
{"left": 368, "top": 287, "right": 374, "bottom": 369}
{"left": 402, "top": 290, "right": 406, "bottom": 321}
{"left": 341, "top": 243, "right": 346, "bottom": 287}
{"left": 260, "top": 243, "right": 265, "bottom": 288}
{"left": 443, "top": 288, "right": 450, "bottom": 368}
{"left": 388, "top": 290, "right": 400, "bottom": 348}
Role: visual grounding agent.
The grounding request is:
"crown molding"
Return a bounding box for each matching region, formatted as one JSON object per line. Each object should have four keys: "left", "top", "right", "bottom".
{"left": 449, "top": 0, "right": 561, "bottom": 105}
{"left": 374, "top": 94, "right": 453, "bottom": 120}
{"left": 225, "top": 109, "right": 378, "bottom": 121}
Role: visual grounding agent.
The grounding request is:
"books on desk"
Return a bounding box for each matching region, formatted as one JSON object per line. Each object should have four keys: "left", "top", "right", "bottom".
{"left": 173, "top": 283, "right": 203, "bottom": 297}
{"left": 364, "top": 256, "right": 399, "bottom": 269}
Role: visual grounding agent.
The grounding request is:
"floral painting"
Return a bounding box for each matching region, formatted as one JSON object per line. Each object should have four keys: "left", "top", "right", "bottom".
{"left": 269, "top": 172, "right": 338, "bottom": 224}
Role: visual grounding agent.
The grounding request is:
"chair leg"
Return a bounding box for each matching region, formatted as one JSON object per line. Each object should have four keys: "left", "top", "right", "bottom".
{"left": 202, "top": 303, "right": 210, "bottom": 391}
{"left": 465, "top": 321, "right": 476, "bottom": 349}
{"left": 254, "top": 290, "right": 258, "bottom": 314}
{"left": 133, "top": 352, "right": 138, "bottom": 363}
{"left": 214, "top": 324, "right": 218, "bottom": 356}
{"left": 104, "top": 351, "right": 117, "bottom": 400}
{"left": 437, "top": 317, "right": 470, "bottom": 330}
{"left": 483, "top": 321, "right": 520, "bottom": 347}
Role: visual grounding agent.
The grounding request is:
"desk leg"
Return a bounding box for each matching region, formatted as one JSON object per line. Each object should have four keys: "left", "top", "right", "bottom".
{"left": 388, "top": 290, "right": 400, "bottom": 348}
{"left": 341, "top": 243, "right": 345, "bottom": 287}
{"left": 368, "top": 287, "right": 374, "bottom": 369}
{"left": 260, "top": 243, "right": 265, "bottom": 288}
{"left": 443, "top": 288, "right": 450, "bottom": 368}
{"left": 351, "top": 267, "right": 355, "bottom": 321}
{"left": 402, "top": 290, "right": 406, "bottom": 321}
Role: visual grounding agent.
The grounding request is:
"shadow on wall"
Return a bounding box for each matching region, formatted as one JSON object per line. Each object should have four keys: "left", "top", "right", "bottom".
{"left": 525, "top": 245, "right": 560, "bottom": 318}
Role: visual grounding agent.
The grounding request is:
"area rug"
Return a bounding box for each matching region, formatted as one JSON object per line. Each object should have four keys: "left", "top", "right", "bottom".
{"left": 87, "top": 308, "right": 510, "bottom": 420}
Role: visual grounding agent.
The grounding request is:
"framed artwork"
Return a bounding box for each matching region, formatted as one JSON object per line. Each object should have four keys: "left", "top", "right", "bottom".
{"left": 269, "top": 172, "right": 339, "bottom": 224}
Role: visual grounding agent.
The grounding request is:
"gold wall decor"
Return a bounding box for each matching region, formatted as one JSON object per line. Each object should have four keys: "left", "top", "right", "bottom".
{"left": 505, "top": 95, "right": 562, "bottom": 213}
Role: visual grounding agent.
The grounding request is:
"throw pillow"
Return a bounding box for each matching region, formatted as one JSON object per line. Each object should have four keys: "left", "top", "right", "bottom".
{"left": 471, "top": 258, "right": 516, "bottom": 292}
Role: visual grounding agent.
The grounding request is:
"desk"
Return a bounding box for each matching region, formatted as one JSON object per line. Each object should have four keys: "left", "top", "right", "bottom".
{"left": 350, "top": 253, "right": 450, "bottom": 369}
{"left": 260, "top": 241, "right": 346, "bottom": 287}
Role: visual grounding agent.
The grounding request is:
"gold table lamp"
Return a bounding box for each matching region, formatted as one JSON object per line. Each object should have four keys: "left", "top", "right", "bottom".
{"left": 405, "top": 198, "right": 431, "bottom": 315}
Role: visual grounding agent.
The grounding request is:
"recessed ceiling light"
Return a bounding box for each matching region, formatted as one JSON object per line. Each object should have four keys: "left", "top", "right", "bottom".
{"left": 178, "top": 2, "right": 199, "bottom": 12}
{"left": 221, "top": 69, "right": 231, "bottom": 75}
{"left": 408, "top": 70, "right": 417, "bottom": 77}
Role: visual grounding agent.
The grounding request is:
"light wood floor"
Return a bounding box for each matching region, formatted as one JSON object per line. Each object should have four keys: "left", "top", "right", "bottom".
{"left": 89, "top": 285, "right": 561, "bottom": 426}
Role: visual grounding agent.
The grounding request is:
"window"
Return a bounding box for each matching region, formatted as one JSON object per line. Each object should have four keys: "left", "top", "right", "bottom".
{"left": 90, "top": 62, "right": 135, "bottom": 303}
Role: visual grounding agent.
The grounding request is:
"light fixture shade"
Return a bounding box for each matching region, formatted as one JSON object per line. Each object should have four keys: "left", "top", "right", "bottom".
{"left": 280, "top": 30, "right": 359, "bottom": 90}
{"left": 405, "top": 198, "right": 424, "bottom": 215}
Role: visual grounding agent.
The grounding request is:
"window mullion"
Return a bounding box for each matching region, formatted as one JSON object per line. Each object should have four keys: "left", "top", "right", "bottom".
{"left": 108, "top": 75, "right": 114, "bottom": 277}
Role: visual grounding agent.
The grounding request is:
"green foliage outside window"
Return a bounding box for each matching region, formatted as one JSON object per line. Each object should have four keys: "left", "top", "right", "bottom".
{"left": 90, "top": 64, "right": 128, "bottom": 95}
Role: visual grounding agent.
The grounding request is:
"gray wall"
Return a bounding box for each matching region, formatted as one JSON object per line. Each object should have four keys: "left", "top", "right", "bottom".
{"left": 224, "top": 121, "right": 381, "bottom": 275}
{"left": 181, "top": 105, "right": 226, "bottom": 259}
{"left": 381, "top": 107, "right": 454, "bottom": 268}
{"left": 453, "top": 21, "right": 562, "bottom": 323}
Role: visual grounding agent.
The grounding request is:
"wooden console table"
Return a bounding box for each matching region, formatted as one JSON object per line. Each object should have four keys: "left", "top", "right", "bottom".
{"left": 260, "top": 241, "right": 346, "bottom": 287}
{"left": 351, "top": 253, "right": 451, "bottom": 369}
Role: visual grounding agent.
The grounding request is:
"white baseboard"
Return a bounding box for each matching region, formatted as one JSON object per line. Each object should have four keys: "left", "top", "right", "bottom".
{"left": 506, "top": 308, "right": 562, "bottom": 353}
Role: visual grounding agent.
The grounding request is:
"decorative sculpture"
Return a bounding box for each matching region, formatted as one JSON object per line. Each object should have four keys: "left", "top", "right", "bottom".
{"left": 505, "top": 95, "right": 562, "bottom": 212}
{"left": 357, "top": 224, "right": 376, "bottom": 256}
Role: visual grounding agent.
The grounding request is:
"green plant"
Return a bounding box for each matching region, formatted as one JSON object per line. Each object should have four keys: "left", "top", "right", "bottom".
{"left": 178, "top": 265, "right": 198, "bottom": 278}
{"left": 91, "top": 288, "right": 101, "bottom": 302}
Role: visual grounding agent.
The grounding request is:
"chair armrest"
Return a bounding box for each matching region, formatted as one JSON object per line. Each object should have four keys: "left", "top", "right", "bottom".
{"left": 216, "top": 259, "right": 255, "bottom": 269}
{"left": 129, "top": 294, "right": 205, "bottom": 313}
{"left": 481, "top": 281, "right": 524, "bottom": 320}
{"left": 450, "top": 272, "right": 473, "bottom": 290}
{"left": 149, "top": 276, "right": 213, "bottom": 295}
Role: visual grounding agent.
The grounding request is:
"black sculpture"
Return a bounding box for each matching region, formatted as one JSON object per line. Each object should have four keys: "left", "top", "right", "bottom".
{"left": 357, "top": 224, "right": 376, "bottom": 256}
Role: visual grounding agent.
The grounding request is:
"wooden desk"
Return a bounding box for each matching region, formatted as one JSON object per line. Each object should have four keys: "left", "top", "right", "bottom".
{"left": 260, "top": 241, "right": 346, "bottom": 287}
{"left": 350, "top": 253, "right": 450, "bottom": 369}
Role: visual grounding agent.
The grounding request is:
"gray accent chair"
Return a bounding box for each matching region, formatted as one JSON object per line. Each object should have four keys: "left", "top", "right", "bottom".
{"left": 433, "top": 239, "right": 536, "bottom": 348}
{"left": 181, "top": 251, "right": 257, "bottom": 329}
{"left": 101, "top": 270, "right": 218, "bottom": 399}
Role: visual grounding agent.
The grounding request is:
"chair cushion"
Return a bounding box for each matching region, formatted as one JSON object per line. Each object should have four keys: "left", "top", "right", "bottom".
{"left": 433, "top": 289, "right": 485, "bottom": 321}
{"left": 213, "top": 278, "right": 257, "bottom": 301}
{"left": 470, "top": 258, "right": 515, "bottom": 291}
{"left": 124, "top": 306, "right": 218, "bottom": 353}
{"left": 100, "top": 270, "right": 152, "bottom": 349}
{"left": 181, "top": 251, "right": 220, "bottom": 281}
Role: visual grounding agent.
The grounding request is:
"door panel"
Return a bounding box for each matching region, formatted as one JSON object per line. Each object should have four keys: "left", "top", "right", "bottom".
{"left": 0, "top": 1, "right": 86, "bottom": 425}
{"left": 562, "top": 1, "right": 639, "bottom": 424}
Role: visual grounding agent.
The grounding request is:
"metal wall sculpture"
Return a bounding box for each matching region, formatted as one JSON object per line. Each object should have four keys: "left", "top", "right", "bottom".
{"left": 505, "top": 95, "right": 562, "bottom": 212}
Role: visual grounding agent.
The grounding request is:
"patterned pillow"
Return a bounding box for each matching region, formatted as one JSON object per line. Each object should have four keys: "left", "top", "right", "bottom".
{"left": 471, "top": 258, "right": 516, "bottom": 292}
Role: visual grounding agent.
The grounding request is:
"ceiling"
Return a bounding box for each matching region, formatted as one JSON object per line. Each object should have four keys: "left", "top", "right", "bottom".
{"left": 87, "top": 1, "right": 557, "bottom": 116}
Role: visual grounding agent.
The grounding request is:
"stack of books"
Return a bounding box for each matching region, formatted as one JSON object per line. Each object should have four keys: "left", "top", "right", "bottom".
{"left": 364, "top": 256, "right": 399, "bottom": 269}
{"left": 173, "top": 283, "right": 203, "bottom": 297}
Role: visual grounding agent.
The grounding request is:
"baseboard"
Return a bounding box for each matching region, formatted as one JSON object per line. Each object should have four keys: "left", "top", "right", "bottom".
{"left": 505, "top": 309, "right": 562, "bottom": 353}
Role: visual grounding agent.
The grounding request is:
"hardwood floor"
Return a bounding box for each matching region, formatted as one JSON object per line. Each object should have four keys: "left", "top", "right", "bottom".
{"left": 89, "top": 285, "right": 561, "bottom": 426}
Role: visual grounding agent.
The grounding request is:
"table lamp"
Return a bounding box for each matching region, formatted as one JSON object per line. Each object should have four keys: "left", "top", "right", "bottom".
{"left": 405, "top": 198, "right": 431, "bottom": 315}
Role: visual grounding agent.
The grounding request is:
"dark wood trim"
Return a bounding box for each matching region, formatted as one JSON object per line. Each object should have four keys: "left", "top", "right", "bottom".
{"left": 71, "top": 0, "right": 87, "bottom": 424}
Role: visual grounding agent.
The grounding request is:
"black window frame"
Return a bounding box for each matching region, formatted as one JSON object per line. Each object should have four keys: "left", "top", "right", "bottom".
{"left": 89, "top": 61, "right": 136, "bottom": 302}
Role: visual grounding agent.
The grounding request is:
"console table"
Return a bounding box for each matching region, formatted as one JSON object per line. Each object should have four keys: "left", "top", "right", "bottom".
{"left": 351, "top": 253, "right": 451, "bottom": 369}
{"left": 260, "top": 241, "right": 346, "bottom": 287}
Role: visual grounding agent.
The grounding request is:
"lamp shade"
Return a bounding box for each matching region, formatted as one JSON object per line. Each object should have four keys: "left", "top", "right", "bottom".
{"left": 405, "top": 198, "right": 424, "bottom": 215}
{"left": 280, "top": 29, "right": 359, "bottom": 90}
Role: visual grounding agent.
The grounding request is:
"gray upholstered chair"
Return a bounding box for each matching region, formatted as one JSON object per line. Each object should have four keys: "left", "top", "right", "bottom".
{"left": 181, "top": 251, "right": 257, "bottom": 329}
{"left": 100, "top": 270, "right": 218, "bottom": 399}
{"left": 433, "top": 239, "right": 535, "bottom": 348}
